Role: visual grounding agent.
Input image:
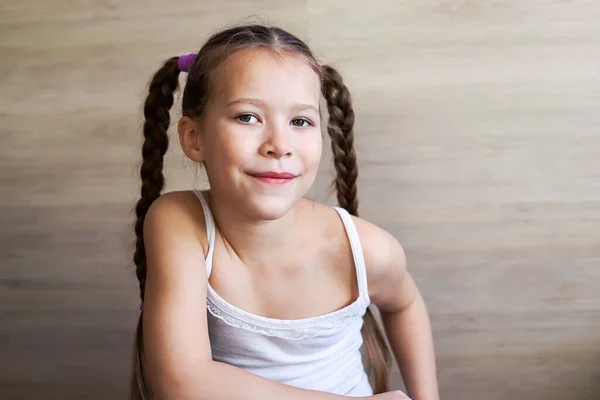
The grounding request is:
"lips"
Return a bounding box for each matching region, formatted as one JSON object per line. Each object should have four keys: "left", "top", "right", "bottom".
{"left": 249, "top": 171, "right": 297, "bottom": 179}
{"left": 247, "top": 171, "right": 298, "bottom": 185}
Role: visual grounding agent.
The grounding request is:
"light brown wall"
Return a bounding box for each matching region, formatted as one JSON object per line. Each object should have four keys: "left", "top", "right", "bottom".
{"left": 2, "top": 1, "right": 599, "bottom": 399}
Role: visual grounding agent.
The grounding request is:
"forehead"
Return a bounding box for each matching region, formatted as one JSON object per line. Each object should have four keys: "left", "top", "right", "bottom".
{"left": 212, "top": 47, "right": 321, "bottom": 105}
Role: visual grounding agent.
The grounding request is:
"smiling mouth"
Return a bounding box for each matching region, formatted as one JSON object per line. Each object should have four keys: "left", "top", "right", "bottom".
{"left": 247, "top": 171, "right": 298, "bottom": 185}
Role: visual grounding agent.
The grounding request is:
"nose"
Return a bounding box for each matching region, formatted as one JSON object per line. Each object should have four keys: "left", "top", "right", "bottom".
{"left": 259, "top": 123, "right": 293, "bottom": 159}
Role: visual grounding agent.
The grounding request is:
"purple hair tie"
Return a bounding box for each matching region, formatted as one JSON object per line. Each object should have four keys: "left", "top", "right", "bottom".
{"left": 178, "top": 53, "right": 197, "bottom": 72}
{"left": 139, "top": 302, "right": 144, "bottom": 311}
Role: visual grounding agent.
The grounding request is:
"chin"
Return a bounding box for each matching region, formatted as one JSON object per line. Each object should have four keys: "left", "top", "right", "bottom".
{"left": 246, "top": 193, "right": 300, "bottom": 221}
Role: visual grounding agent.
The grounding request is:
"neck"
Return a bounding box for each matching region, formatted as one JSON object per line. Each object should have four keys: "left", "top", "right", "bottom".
{"left": 205, "top": 191, "right": 303, "bottom": 266}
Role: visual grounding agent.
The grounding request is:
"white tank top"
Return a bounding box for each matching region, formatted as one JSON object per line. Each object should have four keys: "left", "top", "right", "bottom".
{"left": 194, "top": 190, "right": 373, "bottom": 397}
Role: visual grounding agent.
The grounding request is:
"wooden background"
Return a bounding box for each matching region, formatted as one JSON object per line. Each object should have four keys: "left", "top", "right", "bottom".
{"left": 1, "top": 1, "right": 599, "bottom": 399}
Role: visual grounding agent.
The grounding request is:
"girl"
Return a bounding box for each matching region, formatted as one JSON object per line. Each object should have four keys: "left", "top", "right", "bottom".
{"left": 131, "top": 24, "right": 439, "bottom": 400}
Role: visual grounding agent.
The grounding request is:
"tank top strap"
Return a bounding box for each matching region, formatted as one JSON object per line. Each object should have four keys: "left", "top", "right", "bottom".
{"left": 332, "top": 207, "right": 370, "bottom": 306}
{"left": 192, "top": 190, "right": 216, "bottom": 277}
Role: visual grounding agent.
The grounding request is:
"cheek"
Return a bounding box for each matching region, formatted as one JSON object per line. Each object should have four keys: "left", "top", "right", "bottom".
{"left": 301, "top": 133, "right": 323, "bottom": 172}
{"left": 204, "top": 126, "right": 251, "bottom": 168}
{"left": 203, "top": 136, "right": 249, "bottom": 189}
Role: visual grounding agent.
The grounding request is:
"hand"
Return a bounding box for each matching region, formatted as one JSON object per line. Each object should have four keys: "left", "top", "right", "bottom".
{"left": 368, "top": 390, "right": 411, "bottom": 400}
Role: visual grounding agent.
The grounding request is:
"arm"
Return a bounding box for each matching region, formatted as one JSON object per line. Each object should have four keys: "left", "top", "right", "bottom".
{"left": 356, "top": 217, "right": 440, "bottom": 400}
{"left": 380, "top": 277, "right": 438, "bottom": 400}
{"left": 142, "top": 193, "right": 348, "bottom": 400}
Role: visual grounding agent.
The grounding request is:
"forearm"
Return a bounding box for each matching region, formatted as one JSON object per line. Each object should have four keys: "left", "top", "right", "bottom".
{"left": 157, "top": 360, "right": 348, "bottom": 400}
{"left": 381, "top": 293, "right": 439, "bottom": 400}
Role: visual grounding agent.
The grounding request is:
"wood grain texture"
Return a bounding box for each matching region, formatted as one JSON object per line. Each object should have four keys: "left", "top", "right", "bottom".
{"left": 1, "top": 1, "right": 599, "bottom": 399}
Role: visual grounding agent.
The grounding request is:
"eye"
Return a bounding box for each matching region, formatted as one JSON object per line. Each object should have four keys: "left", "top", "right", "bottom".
{"left": 291, "top": 118, "right": 312, "bottom": 127}
{"left": 236, "top": 114, "right": 258, "bottom": 124}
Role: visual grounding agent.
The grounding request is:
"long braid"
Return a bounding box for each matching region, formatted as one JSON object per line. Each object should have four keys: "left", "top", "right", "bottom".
{"left": 322, "top": 65, "right": 359, "bottom": 215}
{"left": 322, "top": 65, "right": 392, "bottom": 394}
{"left": 130, "top": 56, "right": 181, "bottom": 400}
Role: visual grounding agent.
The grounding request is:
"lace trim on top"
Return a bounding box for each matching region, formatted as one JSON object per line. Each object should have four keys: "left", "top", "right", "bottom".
{"left": 193, "top": 190, "right": 370, "bottom": 340}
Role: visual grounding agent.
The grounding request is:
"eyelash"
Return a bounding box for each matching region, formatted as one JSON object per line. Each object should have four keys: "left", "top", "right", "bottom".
{"left": 235, "top": 114, "right": 314, "bottom": 127}
{"left": 236, "top": 114, "right": 258, "bottom": 124}
{"left": 291, "top": 118, "right": 313, "bottom": 127}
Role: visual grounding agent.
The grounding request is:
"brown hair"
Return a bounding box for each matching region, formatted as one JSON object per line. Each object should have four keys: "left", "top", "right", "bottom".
{"left": 131, "top": 24, "right": 391, "bottom": 399}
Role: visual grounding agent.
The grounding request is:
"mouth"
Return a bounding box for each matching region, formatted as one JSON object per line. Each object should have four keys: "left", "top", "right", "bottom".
{"left": 247, "top": 171, "right": 298, "bottom": 185}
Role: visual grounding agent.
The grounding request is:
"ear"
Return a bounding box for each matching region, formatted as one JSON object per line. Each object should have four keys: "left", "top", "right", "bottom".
{"left": 178, "top": 116, "right": 204, "bottom": 163}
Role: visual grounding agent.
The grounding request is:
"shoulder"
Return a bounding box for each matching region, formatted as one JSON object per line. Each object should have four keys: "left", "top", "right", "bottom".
{"left": 143, "top": 190, "right": 209, "bottom": 256}
{"left": 302, "top": 202, "right": 407, "bottom": 284}
{"left": 142, "top": 190, "right": 211, "bottom": 309}
{"left": 145, "top": 190, "right": 205, "bottom": 230}
{"left": 351, "top": 214, "right": 416, "bottom": 311}
{"left": 351, "top": 215, "right": 407, "bottom": 284}
{"left": 145, "top": 190, "right": 204, "bottom": 224}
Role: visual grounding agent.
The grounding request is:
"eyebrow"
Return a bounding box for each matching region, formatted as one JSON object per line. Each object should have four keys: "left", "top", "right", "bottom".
{"left": 226, "top": 97, "right": 319, "bottom": 114}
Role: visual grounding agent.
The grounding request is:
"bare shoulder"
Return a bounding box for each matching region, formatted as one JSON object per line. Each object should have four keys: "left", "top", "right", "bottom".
{"left": 300, "top": 200, "right": 416, "bottom": 311}
{"left": 351, "top": 216, "right": 407, "bottom": 285}
{"left": 145, "top": 190, "right": 206, "bottom": 228}
{"left": 300, "top": 200, "right": 407, "bottom": 280}
{"left": 143, "top": 190, "right": 210, "bottom": 283}
{"left": 144, "top": 190, "right": 208, "bottom": 248}
{"left": 351, "top": 215, "right": 417, "bottom": 312}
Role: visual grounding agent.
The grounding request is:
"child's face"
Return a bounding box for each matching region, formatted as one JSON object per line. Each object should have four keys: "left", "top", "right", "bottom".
{"left": 198, "top": 47, "right": 323, "bottom": 220}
